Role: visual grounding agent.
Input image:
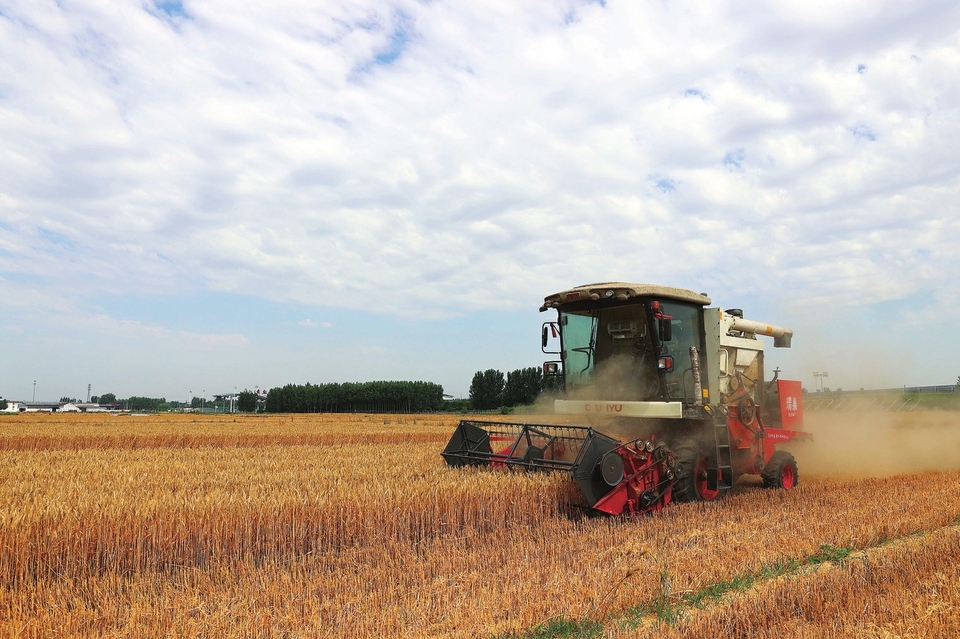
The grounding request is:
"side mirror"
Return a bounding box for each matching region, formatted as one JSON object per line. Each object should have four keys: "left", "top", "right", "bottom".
{"left": 659, "top": 318, "right": 673, "bottom": 342}
{"left": 543, "top": 361, "right": 562, "bottom": 376}
{"left": 541, "top": 322, "right": 560, "bottom": 354}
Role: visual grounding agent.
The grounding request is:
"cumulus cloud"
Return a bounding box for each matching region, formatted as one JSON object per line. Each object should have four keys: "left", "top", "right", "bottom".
{"left": 1, "top": 0, "right": 959, "bottom": 323}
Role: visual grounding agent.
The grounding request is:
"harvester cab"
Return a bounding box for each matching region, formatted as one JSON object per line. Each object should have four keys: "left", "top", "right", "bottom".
{"left": 442, "top": 282, "right": 809, "bottom": 517}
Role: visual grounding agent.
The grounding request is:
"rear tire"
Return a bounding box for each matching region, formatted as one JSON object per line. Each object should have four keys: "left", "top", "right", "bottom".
{"left": 761, "top": 451, "right": 798, "bottom": 489}
{"left": 673, "top": 445, "right": 720, "bottom": 503}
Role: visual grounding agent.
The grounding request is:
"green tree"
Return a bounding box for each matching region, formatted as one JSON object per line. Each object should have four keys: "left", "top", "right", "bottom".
{"left": 264, "top": 381, "right": 444, "bottom": 413}
{"left": 442, "top": 398, "right": 471, "bottom": 413}
{"left": 237, "top": 390, "right": 258, "bottom": 412}
{"left": 469, "top": 369, "right": 505, "bottom": 410}
{"left": 502, "top": 367, "right": 544, "bottom": 407}
{"left": 0, "top": 398, "right": 7, "bottom": 411}
{"left": 542, "top": 370, "right": 564, "bottom": 393}
{"left": 126, "top": 396, "right": 166, "bottom": 412}
{"left": 98, "top": 393, "right": 117, "bottom": 405}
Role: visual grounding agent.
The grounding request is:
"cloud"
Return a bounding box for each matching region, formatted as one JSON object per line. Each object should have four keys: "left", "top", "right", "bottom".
{"left": 1, "top": 0, "right": 959, "bottom": 376}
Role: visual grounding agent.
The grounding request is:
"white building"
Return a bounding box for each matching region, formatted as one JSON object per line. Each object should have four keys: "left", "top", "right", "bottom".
{"left": 1, "top": 401, "right": 20, "bottom": 413}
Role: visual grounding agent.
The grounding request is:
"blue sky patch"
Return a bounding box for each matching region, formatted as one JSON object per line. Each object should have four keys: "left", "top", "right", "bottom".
{"left": 38, "top": 228, "right": 76, "bottom": 249}
{"left": 81, "top": 292, "right": 542, "bottom": 397}
{"left": 857, "top": 64, "right": 867, "bottom": 74}
{"left": 0, "top": 271, "right": 42, "bottom": 284}
{"left": 851, "top": 125, "right": 876, "bottom": 141}
{"left": 654, "top": 177, "right": 675, "bottom": 193}
{"left": 155, "top": 1, "right": 188, "bottom": 19}
{"left": 375, "top": 25, "right": 409, "bottom": 65}
{"left": 684, "top": 88, "right": 706, "bottom": 99}
{"left": 723, "top": 149, "right": 745, "bottom": 169}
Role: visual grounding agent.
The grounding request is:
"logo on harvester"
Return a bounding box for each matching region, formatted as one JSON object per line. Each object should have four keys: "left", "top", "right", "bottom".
{"left": 584, "top": 403, "right": 624, "bottom": 413}
{"left": 785, "top": 396, "right": 798, "bottom": 416}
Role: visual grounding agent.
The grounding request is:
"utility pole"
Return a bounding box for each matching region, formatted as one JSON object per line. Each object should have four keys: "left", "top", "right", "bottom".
{"left": 813, "top": 371, "right": 829, "bottom": 392}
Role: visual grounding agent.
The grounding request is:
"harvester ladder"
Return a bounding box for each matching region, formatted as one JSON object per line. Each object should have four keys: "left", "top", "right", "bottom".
{"left": 708, "top": 416, "right": 733, "bottom": 492}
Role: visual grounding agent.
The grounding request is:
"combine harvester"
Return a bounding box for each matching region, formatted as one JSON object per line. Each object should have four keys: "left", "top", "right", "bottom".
{"left": 442, "top": 283, "right": 809, "bottom": 516}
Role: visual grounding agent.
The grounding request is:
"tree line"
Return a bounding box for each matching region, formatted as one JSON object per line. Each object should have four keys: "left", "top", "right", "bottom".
{"left": 87, "top": 394, "right": 170, "bottom": 411}
{"left": 264, "top": 381, "right": 445, "bottom": 413}
{"left": 38, "top": 365, "right": 561, "bottom": 415}
{"left": 468, "top": 366, "right": 561, "bottom": 410}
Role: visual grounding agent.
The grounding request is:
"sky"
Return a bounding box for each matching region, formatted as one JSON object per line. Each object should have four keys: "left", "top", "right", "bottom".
{"left": 1, "top": 0, "right": 959, "bottom": 402}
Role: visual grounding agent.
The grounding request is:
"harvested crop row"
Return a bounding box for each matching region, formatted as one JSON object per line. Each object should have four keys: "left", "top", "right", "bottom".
{"left": 0, "top": 431, "right": 448, "bottom": 451}
{"left": 636, "top": 525, "right": 960, "bottom": 638}
{"left": 0, "top": 412, "right": 458, "bottom": 450}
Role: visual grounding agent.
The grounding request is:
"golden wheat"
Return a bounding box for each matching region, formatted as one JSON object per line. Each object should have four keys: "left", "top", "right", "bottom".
{"left": 630, "top": 526, "right": 960, "bottom": 638}
{"left": 0, "top": 412, "right": 456, "bottom": 450}
{"left": 0, "top": 412, "right": 958, "bottom": 637}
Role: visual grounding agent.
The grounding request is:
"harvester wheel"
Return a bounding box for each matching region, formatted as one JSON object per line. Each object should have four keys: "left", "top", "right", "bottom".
{"left": 672, "top": 445, "right": 720, "bottom": 503}
{"left": 761, "top": 451, "right": 798, "bottom": 489}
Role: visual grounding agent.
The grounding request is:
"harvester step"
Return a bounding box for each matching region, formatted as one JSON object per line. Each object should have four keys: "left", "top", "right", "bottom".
{"left": 710, "top": 421, "right": 734, "bottom": 492}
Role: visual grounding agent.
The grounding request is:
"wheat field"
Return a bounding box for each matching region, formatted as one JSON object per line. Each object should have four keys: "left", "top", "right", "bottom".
{"left": 1, "top": 411, "right": 959, "bottom": 637}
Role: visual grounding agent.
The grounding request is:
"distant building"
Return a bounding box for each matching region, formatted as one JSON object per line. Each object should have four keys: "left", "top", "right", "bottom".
{"left": 9, "top": 401, "right": 123, "bottom": 414}
{"left": 74, "top": 403, "right": 107, "bottom": 412}
{"left": 1, "top": 401, "right": 21, "bottom": 413}
{"left": 22, "top": 402, "right": 61, "bottom": 412}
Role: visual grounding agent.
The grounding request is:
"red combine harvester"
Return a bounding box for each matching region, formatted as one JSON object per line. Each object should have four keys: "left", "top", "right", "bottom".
{"left": 442, "top": 283, "right": 810, "bottom": 516}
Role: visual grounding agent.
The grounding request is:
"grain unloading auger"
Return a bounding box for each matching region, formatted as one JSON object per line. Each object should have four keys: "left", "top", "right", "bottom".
{"left": 442, "top": 283, "right": 811, "bottom": 517}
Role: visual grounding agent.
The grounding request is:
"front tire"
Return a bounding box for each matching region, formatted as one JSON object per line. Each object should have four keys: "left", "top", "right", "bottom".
{"left": 673, "top": 445, "right": 720, "bottom": 502}
{"left": 761, "top": 450, "right": 798, "bottom": 489}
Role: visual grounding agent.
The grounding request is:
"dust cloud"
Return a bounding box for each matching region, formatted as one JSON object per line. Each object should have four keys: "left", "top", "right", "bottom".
{"left": 791, "top": 411, "right": 960, "bottom": 477}
{"left": 564, "top": 354, "right": 659, "bottom": 403}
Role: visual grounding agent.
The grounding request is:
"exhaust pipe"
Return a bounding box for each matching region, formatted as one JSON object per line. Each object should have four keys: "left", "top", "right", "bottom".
{"left": 689, "top": 346, "right": 703, "bottom": 407}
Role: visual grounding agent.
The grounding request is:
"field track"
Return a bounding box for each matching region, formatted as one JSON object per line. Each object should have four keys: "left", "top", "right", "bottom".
{"left": 1, "top": 412, "right": 958, "bottom": 637}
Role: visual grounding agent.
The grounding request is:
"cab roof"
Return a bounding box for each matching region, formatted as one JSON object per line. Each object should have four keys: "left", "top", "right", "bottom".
{"left": 541, "top": 282, "right": 711, "bottom": 310}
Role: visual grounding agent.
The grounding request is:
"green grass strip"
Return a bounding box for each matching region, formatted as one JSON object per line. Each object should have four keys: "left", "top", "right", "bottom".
{"left": 499, "top": 520, "right": 960, "bottom": 639}
{"left": 624, "top": 544, "right": 857, "bottom": 629}
{"left": 495, "top": 542, "right": 869, "bottom": 638}
{"left": 495, "top": 617, "right": 602, "bottom": 639}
